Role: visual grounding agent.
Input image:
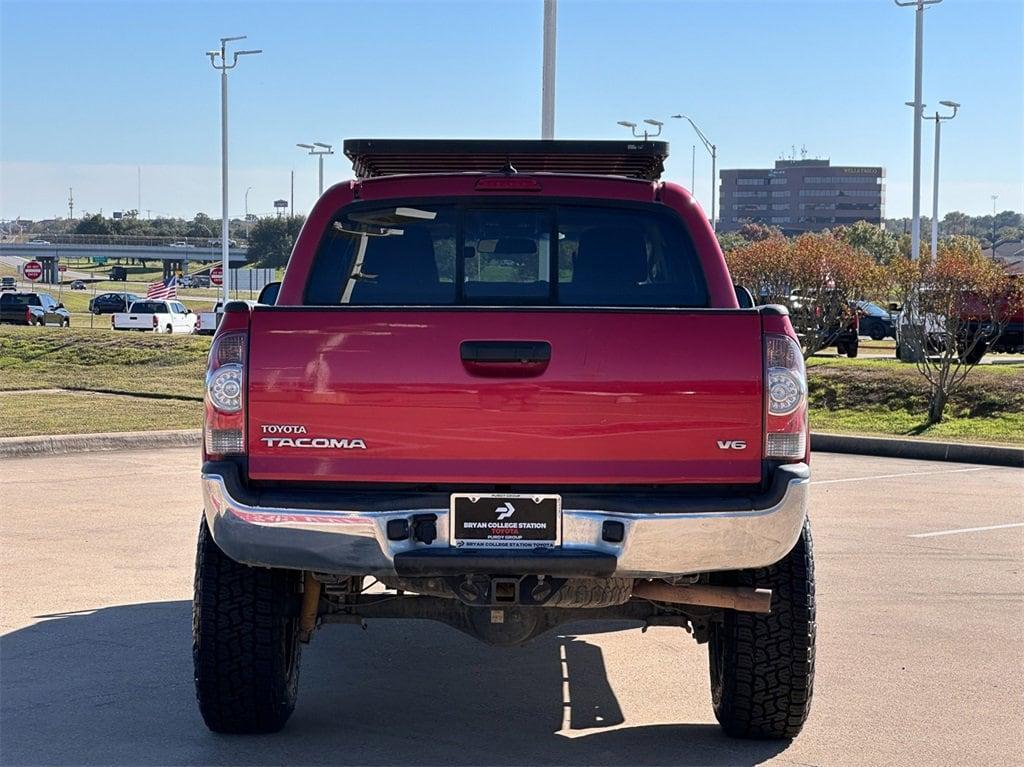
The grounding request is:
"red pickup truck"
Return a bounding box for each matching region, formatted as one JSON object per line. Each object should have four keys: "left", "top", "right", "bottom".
{"left": 193, "top": 140, "right": 814, "bottom": 739}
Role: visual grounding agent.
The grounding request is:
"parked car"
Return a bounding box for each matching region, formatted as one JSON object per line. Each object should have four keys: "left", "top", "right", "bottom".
{"left": 193, "top": 139, "right": 815, "bottom": 738}
{"left": 89, "top": 292, "right": 141, "bottom": 315}
{"left": 112, "top": 299, "right": 197, "bottom": 333}
{"left": 855, "top": 300, "right": 896, "bottom": 341}
{"left": 192, "top": 275, "right": 211, "bottom": 288}
{"left": 0, "top": 291, "right": 70, "bottom": 326}
{"left": 70, "top": 280, "right": 87, "bottom": 291}
{"left": 109, "top": 266, "right": 128, "bottom": 281}
{"left": 0, "top": 276, "right": 16, "bottom": 292}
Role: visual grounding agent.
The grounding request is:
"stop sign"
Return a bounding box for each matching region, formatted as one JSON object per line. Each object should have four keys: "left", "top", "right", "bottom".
{"left": 23, "top": 260, "right": 42, "bottom": 281}
{"left": 209, "top": 266, "right": 224, "bottom": 287}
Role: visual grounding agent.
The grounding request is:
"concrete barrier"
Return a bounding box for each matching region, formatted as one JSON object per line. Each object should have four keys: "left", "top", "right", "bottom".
{"left": 0, "top": 429, "right": 201, "bottom": 459}
{"left": 811, "top": 433, "right": 1023, "bottom": 468}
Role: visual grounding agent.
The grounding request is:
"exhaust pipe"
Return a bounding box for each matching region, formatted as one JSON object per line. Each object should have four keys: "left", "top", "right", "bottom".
{"left": 632, "top": 580, "right": 772, "bottom": 614}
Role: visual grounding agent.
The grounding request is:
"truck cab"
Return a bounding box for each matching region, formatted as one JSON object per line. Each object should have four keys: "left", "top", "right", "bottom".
{"left": 193, "top": 140, "right": 815, "bottom": 739}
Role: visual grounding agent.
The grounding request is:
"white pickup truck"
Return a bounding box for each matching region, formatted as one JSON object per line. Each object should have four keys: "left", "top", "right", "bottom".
{"left": 196, "top": 300, "right": 257, "bottom": 335}
{"left": 112, "top": 299, "right": 197, "bottom": 334}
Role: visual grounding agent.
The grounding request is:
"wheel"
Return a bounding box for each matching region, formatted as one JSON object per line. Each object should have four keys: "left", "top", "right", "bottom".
{"left": 835, "top": 343, "right": 846, "bottom": 356}
{"left": 961, "top": 341, "right": 986, "bottom": 365}
{"left": 62, "top": 318, "right": 70, "bottom": 328}
{"left": 869, "top": 325, "right": 885, "bottom": 341}
{"left": 846, "top": 343, "right": 858, "bottom": 359}
{"left": 708, "top": 519, "right": 816, "bottom": 739}
{"left": 193, "top": 519, "right": 304, "bottom": 734}
{"left": 165, "top": 324, "right": 173, "bottom": 334}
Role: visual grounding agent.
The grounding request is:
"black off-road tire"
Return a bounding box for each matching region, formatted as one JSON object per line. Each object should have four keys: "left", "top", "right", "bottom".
{"left": 193, "top": 519, "right": 304, "bottom": 734}
{"left": 708, "top": 519, "right": 816, "bottom": 739}
{"left": 869, "top": 326, "right": 885, "bottom": 341}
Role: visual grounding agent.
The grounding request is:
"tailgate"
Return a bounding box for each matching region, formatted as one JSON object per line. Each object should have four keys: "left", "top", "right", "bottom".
{"left": 246, "top": 310, "right": 764, "bottom": 485}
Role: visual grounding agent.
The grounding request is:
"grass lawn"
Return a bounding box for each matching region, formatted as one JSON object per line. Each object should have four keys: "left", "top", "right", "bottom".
{"left": 0, "top": 325, "right": 208, "bottom": 399}
{"left": 807, "top": 356, "right": 1024, "bottom": 445}
{"left": 0, "top": 392, "right": 202, "bottom": 436}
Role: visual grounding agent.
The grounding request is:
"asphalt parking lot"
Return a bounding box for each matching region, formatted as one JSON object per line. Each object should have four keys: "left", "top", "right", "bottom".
{"left": 1, "top": 449, "right": 1022, "bottom": 766}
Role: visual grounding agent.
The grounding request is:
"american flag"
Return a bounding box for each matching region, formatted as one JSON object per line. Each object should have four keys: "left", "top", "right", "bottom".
{"left": 146, "top": 276, "right": 179, "bottom": 299}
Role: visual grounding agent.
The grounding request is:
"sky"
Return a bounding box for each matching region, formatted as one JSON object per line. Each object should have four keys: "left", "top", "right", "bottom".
{"left": 1, "top": 0, "right": 1022, "bottom": 222}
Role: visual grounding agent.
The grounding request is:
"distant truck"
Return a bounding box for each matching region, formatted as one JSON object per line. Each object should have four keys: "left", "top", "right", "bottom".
{"left": 0, "top": 291, "right": 71, "bottom": 327}
{"left": 112, "top": 299, "right": 197, "bottom": 333}
{"left": 196, "top": 300, "right": 256, "bottom": 335}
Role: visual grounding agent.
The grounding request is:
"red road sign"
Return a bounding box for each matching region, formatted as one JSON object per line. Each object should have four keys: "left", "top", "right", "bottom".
{"left": 58, "top": 265, "right": 68, "bottom": 273}
{"left": 23, "top": 260, "right": 42, "bottom": 281}
{"left": 209, "top": 265, "right": 224, "bottom": 286}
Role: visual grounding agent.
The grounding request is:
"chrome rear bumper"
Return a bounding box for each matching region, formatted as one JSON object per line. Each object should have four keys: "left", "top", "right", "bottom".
{"left": 202, "top": 464, "right": 809, "bottom": 579}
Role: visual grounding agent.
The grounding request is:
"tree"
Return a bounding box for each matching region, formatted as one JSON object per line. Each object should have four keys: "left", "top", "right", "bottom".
{"left": 889, "top": 237, "right": 1023, "bottom": 424}
{"left": 75, "top": 214, "right": 111, "bottom": 235}
{"left": 247, "top": 215, "right": 305, "bottom": 268}
{"left": 834, "top": 221, "right": 903, "bottom": 264}
{"left": 726, "top": 233, "right": 881, "bottom": 359}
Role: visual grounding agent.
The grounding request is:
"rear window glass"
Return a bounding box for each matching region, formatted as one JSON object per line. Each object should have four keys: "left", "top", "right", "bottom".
{"left": 1, "top": 294, "right": 40, "bottom": 306}
{"left": 129, "top": 302, "right": 167, "bottom": 313}
{"left": 304, "top": 201, "right": 707, "bottom": 307}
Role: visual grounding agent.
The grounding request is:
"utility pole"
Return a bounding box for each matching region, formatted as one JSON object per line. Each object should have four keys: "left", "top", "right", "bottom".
{"left": 207, "top": 35, "right": 262, "bottom": 305}
{"left": 691, "top": 145, "right": 696, "bottom": 193}
{"left": 541, "top": 0, "right": 557, "bottom": 139}
{"left": 68, "top": 187, "right": 74, "bottom": 220}
{"left": 290, "top": 170, "right": 294, "bottom": 217}
{"left": 928, "top": 101, "right": 959, "bottom": 261}
{"left": 991, "top": 194, "right": 999, "bottom": 256}
{"left": 895, "top": 0, "right": 944, "bottom": 261}
{"left": 671, "top": 114, "right": 718, "bottom": 232}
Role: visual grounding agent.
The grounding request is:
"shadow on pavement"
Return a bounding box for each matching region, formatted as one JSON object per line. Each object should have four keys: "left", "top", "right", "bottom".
{"left": 1, "top": 602, "right": 789, "bottom": 766}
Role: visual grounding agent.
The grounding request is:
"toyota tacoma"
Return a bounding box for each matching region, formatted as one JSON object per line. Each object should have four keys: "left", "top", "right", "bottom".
{"left": 193, "top": 139, "right": 815, "bottom": 738}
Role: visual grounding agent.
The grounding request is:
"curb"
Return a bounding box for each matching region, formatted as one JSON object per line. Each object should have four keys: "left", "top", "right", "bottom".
{"left": 0, "top": 429, "right": 201, "bottom": 460}
{"left": 810, "top": 433, "right": 1024, "bottom": 468}
{"left": 1, "top": 429, "right": 1020, "bottom": 469}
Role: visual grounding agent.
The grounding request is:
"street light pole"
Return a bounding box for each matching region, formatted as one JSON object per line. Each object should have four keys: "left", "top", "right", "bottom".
{"left": 928, "top": 101, "right": 959, "bottom": 261}
{"left": 671, "top": 114, "right": 718, "bottom": 232}
{"left": 297, "top": 143, "right": 334, "bottom": 196}
{"left": 895, "top": 0, "right": 943, "bottom": 261}
{"left": 541, "top": 0, "right": 557, "bottom": 139}
{"left": 207, "top": 36, "right": 262, "bottom": 305}
{"left": 244, "top": 186, "right": 252, "bottom": 238}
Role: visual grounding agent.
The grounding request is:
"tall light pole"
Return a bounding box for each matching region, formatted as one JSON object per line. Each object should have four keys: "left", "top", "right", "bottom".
{"left": 928, "top": 100, "right": 959, "bottom": 261}
{"left": 672, "top": 114, "right": 718, "bottom": 232}
{"left": 895, "top": 0, "right": 944, "bottom": 261}
{"left": 297, "top": 142, "right": 334, "bottom": 196}
{"left": 207, "top": 35, "right": 262, "bottom": 304}
{"left": 244, "top": 186, "right": 253, "bottom": 238}
{"left": 541, "top": 0, "right": 557, "bottom": 139}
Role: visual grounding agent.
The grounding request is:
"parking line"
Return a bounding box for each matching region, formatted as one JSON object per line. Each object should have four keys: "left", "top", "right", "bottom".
{"left": 811, "top": 466, "right": 1000, "bottom": 486}
{"left": 908, "top": 522, "right": 1024, "bottom": 539}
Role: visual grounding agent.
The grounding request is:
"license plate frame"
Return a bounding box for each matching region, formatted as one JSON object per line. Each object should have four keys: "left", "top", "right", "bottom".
{"left": 449, "top": 493, "right": 562, "bottom": 549}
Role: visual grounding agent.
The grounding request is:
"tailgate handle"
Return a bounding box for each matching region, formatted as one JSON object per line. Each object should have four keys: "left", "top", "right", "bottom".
{"left": 460, "top": 341, "right": 551, "bottom": 376}
{"left": 461, "top": 341, "right": 551, "bottom": 363}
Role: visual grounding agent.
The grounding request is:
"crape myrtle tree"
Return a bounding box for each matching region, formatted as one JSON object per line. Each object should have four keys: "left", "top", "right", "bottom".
{"left": 887, "top": 237, "right": 1023, "bottom": 425}
{"left": 725, "top": 232, "right": 881, "bottom": 359}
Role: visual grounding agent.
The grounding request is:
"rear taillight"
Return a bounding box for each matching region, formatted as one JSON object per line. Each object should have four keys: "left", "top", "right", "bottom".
{"left": 204, "top": 330, "right": 247, "bottom": 459}
{"left": 26, "top": 308, "right": 32, "bottom": 324}
{"left": 152, "top": 315, "right": 158, "bottom": 329}
{"left": 765, "top": 334, "right": 807, "bottom": 461}
{"left": 110, "top": 314, "right": 115, "bottom": 328}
